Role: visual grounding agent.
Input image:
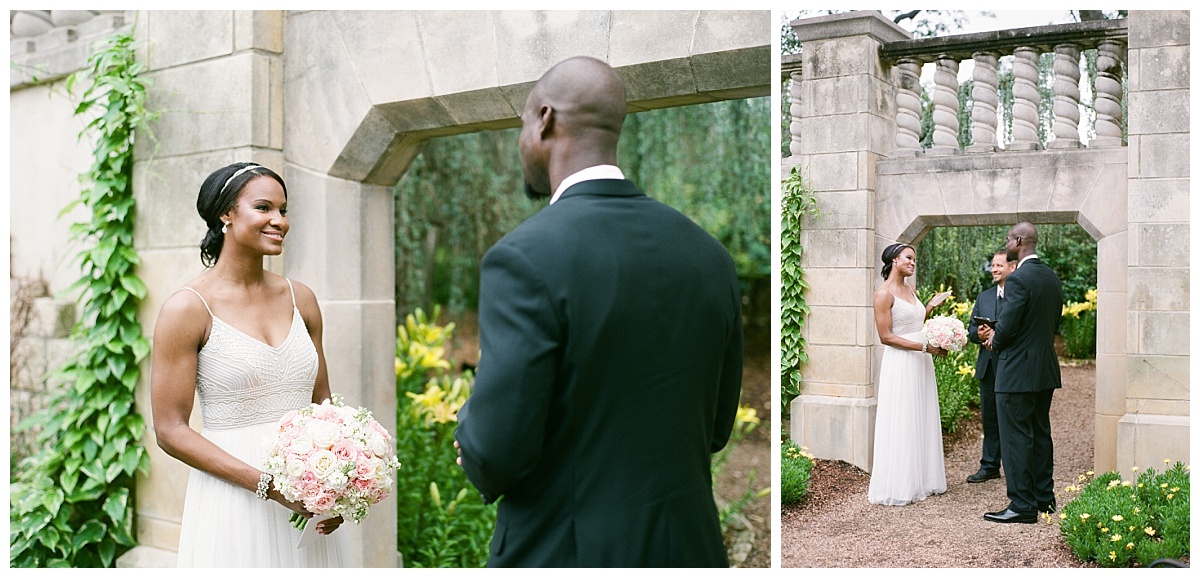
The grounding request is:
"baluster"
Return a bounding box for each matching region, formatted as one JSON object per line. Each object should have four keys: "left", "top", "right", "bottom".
{"left": 789, "top": 70, "right": 803, "bottom": 156}
{"left": 1009, "top": 46, "right": 1042, "bottom": 150}
{"left": 893, "top": 57, "right": 923, "bottom": 156}
{"left": 1092, "top": 39, "right": 1126, "bottom": 147}
{"left": 1050, "top": 43, "right": 1082, "bottom": 148}
{"left": 928, "top": 54, "right": 960, "bottom": 155}
{"left": 968, "top": 50, "right": 1000, "bottom": 153}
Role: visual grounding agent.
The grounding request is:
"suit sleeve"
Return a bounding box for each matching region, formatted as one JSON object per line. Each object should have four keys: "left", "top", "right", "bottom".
{"left": 454, "top": 243, "right": 560, "bottom": 503}
{"left": 991, "top": 273, "right": 1030, "bottom": 354}
{"left": 967, "top": 294, "right": 984, "bottom": 345}
{"left": 709, "top": 285, "right": 744, "bottom": 453}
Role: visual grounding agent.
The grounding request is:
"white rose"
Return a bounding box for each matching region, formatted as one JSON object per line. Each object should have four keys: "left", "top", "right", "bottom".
{"left": 291, "top": 431, "right": 314, "bottom": 456}
{"left": 285, "top": 456, "right": 307, "bottom": 478}
{"left": 308, "top": 449, "right": 339, "bottom": 479}
{"left": 309, "top": 420, "right": 341, "bottom": 449}
{"left": 368, "top": 433, "right": 389, "bottom": 458}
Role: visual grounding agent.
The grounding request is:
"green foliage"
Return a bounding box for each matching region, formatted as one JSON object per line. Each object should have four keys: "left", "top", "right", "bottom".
{"left": 711, "top": 405, "right": 769, "bottom": 532}
{"left": 394, "top": 308, "right": 494, "bottom": 568}
{"left": 917, "top": 288, "right": 982, "bottom": 433}
{"left": 1061, "top": 289, "right": 1098, "bottom": 359}
{"left": 1058, "top": 463, "right": 1190, "bottom": 567}
{"left": 780, "top": 167, "right": 820, "bottom": 414}
{"left": 394, "top": 98, "right": 771, "bottom": 316}
{"left": 10, "top": 30, "right": 155, "bottom": 568}
{"left": 780, "top": 440, "right": 815, "bottom": 505}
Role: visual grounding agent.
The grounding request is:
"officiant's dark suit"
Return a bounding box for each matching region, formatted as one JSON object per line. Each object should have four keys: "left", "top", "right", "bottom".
{"left": 965, "top": 250, "right": 1014, "bottom": 483}
{"left": 454, "top": 56, "right": 744, "bottom": 567}
{"left": 986, "top": 223, "right": 1063, "bottom": 523}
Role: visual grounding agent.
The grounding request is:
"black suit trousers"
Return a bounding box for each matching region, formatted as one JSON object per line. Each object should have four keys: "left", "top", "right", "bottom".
{"left": 977, "top": 368, "right": 1002, "bottom": 473}
{"left": 996, "top": 389, "right": 1055, "bottom": 514}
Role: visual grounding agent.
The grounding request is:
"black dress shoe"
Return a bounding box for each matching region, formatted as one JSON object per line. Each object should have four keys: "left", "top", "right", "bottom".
{"left": 1038, "top": 502, "right": 1056, "bottom": 514}
{"left": 967, "top": 469, "right": 1001, "bottom": 483}
{"left": 983, "top": 508, "right": 1037, "bottom": 524}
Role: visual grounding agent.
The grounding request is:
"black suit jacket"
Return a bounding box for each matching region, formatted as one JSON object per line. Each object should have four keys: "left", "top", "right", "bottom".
{"left": 990, "top": 258, "right": 1063, "bottom": 393}
{"left": 968, "top": 285, "right": 1000, "bottom": 381}
{"left": 454, "top": 179, "right": 744, "bottom": 567}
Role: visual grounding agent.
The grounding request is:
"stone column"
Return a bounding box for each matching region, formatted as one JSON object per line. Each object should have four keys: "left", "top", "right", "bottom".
{"left": 1093, "top": 38, "right": 1128, "bottom": 147}
{"left": 927, "top": 54, "right": 960, "bottom": 155}
{"left": 1008, "top": 45, "right": 1042, "bottom": 150}
{"left": 785, "top": 11, "right": 911, "bottom": 473}
{"left": 1118, "top": 10, "right": 1190, "bottom": 473}
{"left": 967, "top": 50, "right": 1000, "bottom": 153}
{"left": 1049, "top": 43, "right": 1082, "bottom": 149}
{"left": 893, "top": 57, "right": 923, "bottom": 155}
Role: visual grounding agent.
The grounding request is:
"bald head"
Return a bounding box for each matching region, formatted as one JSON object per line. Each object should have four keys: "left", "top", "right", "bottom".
{"left": 1006, "top": 221, "right": 1039, "bottom": 262}
{"left": 518, "top": 56, "right": 629, "bottom": 199}
{"left": 527, "top": 56, "right": 627, "bottom": 139}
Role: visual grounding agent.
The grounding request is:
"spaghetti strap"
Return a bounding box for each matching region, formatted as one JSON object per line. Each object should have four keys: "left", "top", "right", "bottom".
{"left": 285, "top": 278, "right": 297, "bottom": 309}
{"left": 180, "top": 287, "right": 214, "bottom": 318}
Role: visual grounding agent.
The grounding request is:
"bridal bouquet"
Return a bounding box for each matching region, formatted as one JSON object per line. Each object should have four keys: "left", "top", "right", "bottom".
{"left": 263, "top": 394, "right": 402, "bottom": 528}
{"left": 923, "top": 315, "right": 968, "bottom": 352}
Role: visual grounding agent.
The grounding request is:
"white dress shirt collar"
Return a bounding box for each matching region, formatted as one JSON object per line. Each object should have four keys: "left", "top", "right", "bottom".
{"left": 1017, "top": 253, "right": 1039, "bottom": 269}
{"left": 549, "top": 165, "right": 625, "bottom": 205}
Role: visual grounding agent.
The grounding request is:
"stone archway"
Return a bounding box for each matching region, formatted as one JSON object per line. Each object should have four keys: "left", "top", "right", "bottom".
{"left": 126, "top": 9, "right": 769, "bottom": 567}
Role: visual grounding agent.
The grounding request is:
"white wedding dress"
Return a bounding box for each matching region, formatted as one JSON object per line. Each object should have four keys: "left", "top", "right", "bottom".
{"left": 867, "top": 291, "right": 947, "bottom": 506}
{"left": 175, "top": 280, "right": 349, "bottom": 567}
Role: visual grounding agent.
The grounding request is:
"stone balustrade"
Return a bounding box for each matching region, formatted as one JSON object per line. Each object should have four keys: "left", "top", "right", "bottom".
{"left": 879, "top": 19, "right": 1128, "bottom": 156}
{"left": 10, "top": 10, "right": 131, "bottom": 88}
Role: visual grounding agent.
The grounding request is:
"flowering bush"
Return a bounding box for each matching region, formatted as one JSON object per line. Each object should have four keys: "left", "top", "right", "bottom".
{"left": 918, "top": 288, "right": 981, "bottom": 433}
{"left": 1061, "top": 288, "right": 1097, "bottom": 359}
{"left": 263, "top": 395, "right": 402, "bottom": 526}
{"left": 780, "top": 440, "right": 814, "bottom": 505}
{"left": 1057, "top": 461, "right": 1190, "bottom": 567}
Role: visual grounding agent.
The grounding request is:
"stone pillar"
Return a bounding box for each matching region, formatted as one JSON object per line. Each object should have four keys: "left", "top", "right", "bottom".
{"left": 893, "top": 57, "right": 923, "bottom": 155}
{"left": 788, "top": 69, "right": 803, "bottom": 156}
{"left": 967, "top": 51, "right": 999, "bottom": 153}
{"left": 1093, "top": 38, "right": 1128, "bottom": 147}
{"left": 785, "top": 11, "right": 911, "bottom": 473}
{"left": 1118, "top": 10, "right": 1190, "bottom": 473}
{"left": 928, "top": 54, "right": 960, "bottom": 155}
{"left": 1049, "top": 43, "right": 1082, "bottom": 149}
{"left": 1008, "top": 45, "right": 1042, "bottom": 150}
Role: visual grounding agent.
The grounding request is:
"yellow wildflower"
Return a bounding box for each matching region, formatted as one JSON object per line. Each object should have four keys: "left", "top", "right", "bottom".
{"left": 1167, "top": 493, "right": 1174, "bottom": 500}
{"left": 1087, "top": 470, "right": 1094, "bottom": 476}
{"left": 956, "top": 364, "right": 975, "bottom": 377}
{"left": 1133, "top": 507, "right": 1141, "bottom": 514}
{"left": 1122, "top": 480, "right": 1131, "bottom": 487}
{"left": 1108, "top": 552, "right": 1117, "bottom": 562}
{"left": 1126, "top": 543, "right": 1135, "bottom": 550}
{"left": 1132, "top": 466, "right": 1139, "bottom": 472}
{"left": 1111, "top": 534, "right": 1122, "bottom": 542}
{"left": 1112, "top": 515, "right": 1124, "bottom": 522}
{"left": 1080, "top": 513, "right": 1091, "bottom": 521}
{"left": 1171, "top": 487, "right": 1179, "bottom": 492}
{"left": 1101, "top": 526, "right": 1109, "bottom": 532}
{"left": 1161, "top": 483, "right": 1169, "bottom": 488}
{"left": 1144, "top": 527, "right": 1156, "bottom": 537}
{"left": 1164, "top": 458, "right": 1171, "bottom": 464}
{"left": 1059, "top": 512, "right": 1068, "bottom": 520}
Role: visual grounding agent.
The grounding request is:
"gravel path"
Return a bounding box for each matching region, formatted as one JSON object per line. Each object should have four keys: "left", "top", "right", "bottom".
{"left": 781, "top": 361, "right": 1098, "bottom": 568}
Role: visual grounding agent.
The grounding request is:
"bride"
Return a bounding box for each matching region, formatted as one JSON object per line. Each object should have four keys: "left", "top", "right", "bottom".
{"left": 867, "top": 243, "right": 950, "bottom": 506}
{"left": 150, "top": 162, "right": 351, "bottom": 566}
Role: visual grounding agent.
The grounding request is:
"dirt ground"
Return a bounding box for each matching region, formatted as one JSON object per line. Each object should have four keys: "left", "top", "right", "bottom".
{"left": 439, "top": 310, "right": 772, "bottom": 568}
{"left": 781, "top": 361, "right": 1101, "bottom": 568}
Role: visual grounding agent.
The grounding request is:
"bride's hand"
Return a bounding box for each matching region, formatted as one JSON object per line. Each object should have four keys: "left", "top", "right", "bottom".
{"left": 316, "top": 516, "right": 344, "bottom": 535}
{"left": 930, "top": 345, "right": 948, "bottom": 358}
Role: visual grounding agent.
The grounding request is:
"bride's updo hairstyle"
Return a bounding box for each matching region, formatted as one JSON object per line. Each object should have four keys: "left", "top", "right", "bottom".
{"left": 880, "top": 243, "right": 914, "bottom": 279}
{"left": 196, "top": 162, "right": 288, "bottom": 267}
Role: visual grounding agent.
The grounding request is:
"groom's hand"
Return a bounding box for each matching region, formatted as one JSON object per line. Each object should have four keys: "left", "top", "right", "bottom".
{"left": 454, "top": 440, "right": 463, "bottom": 467}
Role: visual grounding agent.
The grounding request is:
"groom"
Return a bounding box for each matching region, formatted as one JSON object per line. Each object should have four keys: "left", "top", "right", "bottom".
{"left": 983, "top": 222, "right": 1063, "bottom": 523}
{"left": 454, "top": 56, "right": 744, "bottom": 567}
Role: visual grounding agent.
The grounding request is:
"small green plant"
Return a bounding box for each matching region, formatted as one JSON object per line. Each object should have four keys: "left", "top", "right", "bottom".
{"left": 712, "top": 404, "right": 770, "bottom": 531}
{"left": 1057, "top": 462, "right": 1190, "bottom": 567}
{"left": 394, "top": 308, "right": 493, "bottom": 568}
{"left": 10, "top": 29, "right": 155, "bottom": 568}
{"left": 780, "top": 440, "right": 814, "bottom": 505}
{"left": 1061, "top": 288, "right": 1098, "bottom": 359}
{"left": 780, "top": 166, "right": 820, "bottom": 415}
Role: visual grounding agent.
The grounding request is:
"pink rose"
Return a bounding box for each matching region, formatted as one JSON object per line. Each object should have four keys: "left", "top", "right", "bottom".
{"left": 332, "top": 439, "right": 358, "bottom": 462}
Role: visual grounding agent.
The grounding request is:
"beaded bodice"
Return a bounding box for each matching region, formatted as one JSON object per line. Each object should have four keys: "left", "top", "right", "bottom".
{"left": 890, "top": 290, "right": 926, "bottom": 337}
{"left": 184, "top": 282, "right": 317, "bottom": 431}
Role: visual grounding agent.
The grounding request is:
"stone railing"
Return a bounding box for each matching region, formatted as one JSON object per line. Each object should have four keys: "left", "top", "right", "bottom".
{"left": 10, "top": 10, "right": 131, "bottom": 88}
{"left": 879, "top": 19, "right": 1128, "bottom": 156}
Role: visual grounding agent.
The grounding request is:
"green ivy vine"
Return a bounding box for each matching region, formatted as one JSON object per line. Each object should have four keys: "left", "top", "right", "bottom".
{"left": 10, "top": 30, "right": 155, "bottom": 568}
{"left": 780, "top": 166, "right": 820, "bottom": 417}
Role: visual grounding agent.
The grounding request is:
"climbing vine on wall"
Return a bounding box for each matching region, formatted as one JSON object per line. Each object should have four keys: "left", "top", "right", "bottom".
{"left": 10, "top": 30, "right": 155, "bottom": 568}
{"left": 780, "top": 167, "right": 820, "bottom": 417}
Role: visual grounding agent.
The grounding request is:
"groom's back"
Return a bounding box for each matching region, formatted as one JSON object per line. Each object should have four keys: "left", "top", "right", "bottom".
{"left": 473, "top": 180, "right": 743, "bottom": 567}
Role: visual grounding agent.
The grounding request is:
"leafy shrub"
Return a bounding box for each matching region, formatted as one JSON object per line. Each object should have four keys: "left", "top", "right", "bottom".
{"left": 1061, "top": 288, "right": 1098, "bottom": 359}
{"left": 394, "top": 309, "right": 494, "bottom": 568}
{"left": 780, "top": 440, "right": 814, "bottom": 505}
{"left": 1057, "top": 462, "right": 1190, "bottom": 567}
{"left": 712, "top": 405, "right": 770, "bottom": 530}
{"left": 918, "top": 288, "right": 981, "bottom": 433}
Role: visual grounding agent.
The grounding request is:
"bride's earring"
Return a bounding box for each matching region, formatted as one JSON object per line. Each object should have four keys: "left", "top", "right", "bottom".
{"left": 221, "top": 221, "right": 229, "bottom": 234}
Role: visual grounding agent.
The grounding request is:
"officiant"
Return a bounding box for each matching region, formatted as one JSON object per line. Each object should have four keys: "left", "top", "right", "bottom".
{"left": 965, "top": 248, "right": 1015, "bottom": 484}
